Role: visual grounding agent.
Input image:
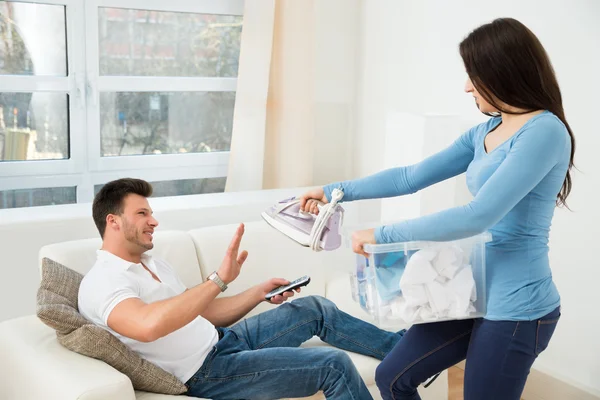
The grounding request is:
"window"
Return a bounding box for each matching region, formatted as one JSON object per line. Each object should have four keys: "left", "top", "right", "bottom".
{"left": 99, "top": 91, "right": 236, "bottom": 157}
{"left": 0, "top": 92, "right": 70, "bottom": 161}
{"left": 0, "top": 0, "right": 243, "bottom": 208}
{"left": 0, "top": 186, "right": 76, "bottom": 208}
{"left": 94, "top": 177, "right": 226, "bottom": 198}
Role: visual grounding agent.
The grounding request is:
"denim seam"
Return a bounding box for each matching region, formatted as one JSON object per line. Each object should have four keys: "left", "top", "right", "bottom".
{"left": 329, "top": 366, "right": 359, "bottom": 400}
{"left": 254, "top": 314, "right": 388, "bottom": 358}
{"left": 388, "top": 329, "right": 472, "bottom": 400}
{"left": 323, "top": 322, "right": 389, "bottom": 358}
{"left": 512, "top": 322, "right": 520, "bottom": 337}
{"left": 199, "top": 347, "right": 219, "bottom": 378}
{"left": 494, "top": 321, "right": 522, "bottom": 395}
{"left": 255, "top": 318, "right": 318, "bottom": 349}
{"left": 203, "top": 368, "right": 289, "bottom": 382}
{"left": 539, "top": 318, "right": 560, "bottom": 325}
{"left": 535, "top": 315, "right": 560, "bottom": 355}
{"left": 202, "top": 364, "right": 359, "bottom": 399}
{"left": 535, "top": 321, "right": 541, "bottom": 355}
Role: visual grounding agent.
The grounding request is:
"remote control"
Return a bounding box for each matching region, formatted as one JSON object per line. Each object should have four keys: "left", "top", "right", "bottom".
{"left": 265, "top": 275, "right": 311, "bottom": 301}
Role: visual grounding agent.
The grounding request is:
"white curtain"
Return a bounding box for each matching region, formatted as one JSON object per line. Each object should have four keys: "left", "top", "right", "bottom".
{"left": 224, "top": 0, "right": 276, "bottom": 192}
{"left": 226, "top": 0, "right": 358, "bottom": 192}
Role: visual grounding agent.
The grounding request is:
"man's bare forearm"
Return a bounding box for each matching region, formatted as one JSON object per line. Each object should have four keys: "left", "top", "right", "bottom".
{"left": 201, "top": 286, "right": 264, "bottom": 327}
{"left": 136, "top": 281, "right": 222, "bottom": 341}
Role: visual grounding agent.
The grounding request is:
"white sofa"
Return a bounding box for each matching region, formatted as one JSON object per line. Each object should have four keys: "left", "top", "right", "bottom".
{"left": 0, "top": 220, "right": 447, "bottom": 400}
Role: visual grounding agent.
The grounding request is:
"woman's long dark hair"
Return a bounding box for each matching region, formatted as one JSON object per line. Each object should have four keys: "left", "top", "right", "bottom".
{"left": 459, "top": 18, "right": 575, "bottom": 207}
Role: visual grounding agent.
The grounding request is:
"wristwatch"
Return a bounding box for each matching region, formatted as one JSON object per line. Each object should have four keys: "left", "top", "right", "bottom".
{"left": 207, "top": 271, "right": 228, "bottom": 292}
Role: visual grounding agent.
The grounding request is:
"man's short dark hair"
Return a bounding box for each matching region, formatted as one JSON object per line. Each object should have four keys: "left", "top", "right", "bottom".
{"left": 92, "top": 178, "right": 153, "bottom": 238}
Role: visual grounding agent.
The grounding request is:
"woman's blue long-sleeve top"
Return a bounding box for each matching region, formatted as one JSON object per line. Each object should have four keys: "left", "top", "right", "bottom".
{"left": 324, "top": 111, "right": 571, "bottom": 320}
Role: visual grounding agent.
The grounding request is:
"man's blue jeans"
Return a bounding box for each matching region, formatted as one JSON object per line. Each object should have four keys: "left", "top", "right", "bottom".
{"left": 185, "top": 296, "right": 404, "bottom": 399}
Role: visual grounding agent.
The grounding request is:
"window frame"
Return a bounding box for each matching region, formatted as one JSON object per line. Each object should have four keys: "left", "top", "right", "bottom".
{"left": 0, "top": 0, "right": 244, "bottom": 205}
{"left": 0, "top": 0, "right": 87, "bottom": 184}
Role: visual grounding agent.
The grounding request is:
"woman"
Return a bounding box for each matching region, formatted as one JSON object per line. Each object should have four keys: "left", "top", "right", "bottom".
{"left": 300, "top": 18, "right": 574, "bottom": 400}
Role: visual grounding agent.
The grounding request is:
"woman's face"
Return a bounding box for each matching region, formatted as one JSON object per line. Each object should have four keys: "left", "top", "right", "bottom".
{"left": 465, "top": 77, "right": 499, "bottom": 114}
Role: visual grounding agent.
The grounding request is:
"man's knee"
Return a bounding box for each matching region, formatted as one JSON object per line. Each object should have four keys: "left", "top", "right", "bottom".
{"left": 294, "top": 295, "right": 337, "bottom": 311}
{"left": 323, "top": 348, "right": 354, "bottom": 372}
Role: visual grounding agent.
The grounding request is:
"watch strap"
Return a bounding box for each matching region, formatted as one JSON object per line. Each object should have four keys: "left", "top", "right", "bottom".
{"left": 207, "top": 271, "right": 227, "bottom": 292}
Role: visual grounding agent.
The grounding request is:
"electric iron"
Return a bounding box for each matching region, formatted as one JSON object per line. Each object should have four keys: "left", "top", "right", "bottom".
{"left": 261, "top": 189, "right": 345, "bottom": 251}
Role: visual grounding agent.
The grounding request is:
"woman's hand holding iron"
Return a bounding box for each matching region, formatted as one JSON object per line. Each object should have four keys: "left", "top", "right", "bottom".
{"left": 299, "top": 187, "right": 329, "bottom": 215}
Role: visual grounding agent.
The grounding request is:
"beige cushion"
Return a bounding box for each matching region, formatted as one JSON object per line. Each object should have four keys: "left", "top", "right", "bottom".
{"left": 37, "top": 257, "right": 89, "bottom": 334}
{"left": 36, "top": 258, "right": 187, "bottom": 395}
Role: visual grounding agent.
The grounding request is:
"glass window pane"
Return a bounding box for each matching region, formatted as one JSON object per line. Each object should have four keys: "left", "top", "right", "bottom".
{"left": 100, "top": 91, "right": 234, "bottom": 157}
{"left": 0, "top": 186, "right": 76, "bottom": 209}
{"left": 149, "top": 177, "right": 226, "bottom": 197}
{"left": 0, "top": 2, "right": 67, "bottom": 76}
{"left": 0, "top": 92, "right": 69, "bottom": 161}
{"left": 94, "top": 177, "right": 226, "bottom": 198}
{"left": 98, "top": 8, "right": 242, "bottom": 77}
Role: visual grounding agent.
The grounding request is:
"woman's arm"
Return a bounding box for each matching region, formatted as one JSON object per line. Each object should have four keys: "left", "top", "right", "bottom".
{"left": 375, "top": 116, "right": 569, "bottom": 243}
{"left": 323, "top": 126, "right": 480, "bottom": 202}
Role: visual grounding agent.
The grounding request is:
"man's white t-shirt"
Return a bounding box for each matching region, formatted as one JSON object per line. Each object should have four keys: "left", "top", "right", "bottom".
{"left": 78, "top": 250, "right": 219, "bottom": 383}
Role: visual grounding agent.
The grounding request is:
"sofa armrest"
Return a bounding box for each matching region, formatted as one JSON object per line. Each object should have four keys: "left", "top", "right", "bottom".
{"left": 0, "top": 315, "right": 136, "bottom": 400}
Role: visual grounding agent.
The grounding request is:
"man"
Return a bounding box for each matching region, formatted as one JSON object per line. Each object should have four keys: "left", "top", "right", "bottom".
{"left": 79, "top": 178, "right": 404, "bottom": 400}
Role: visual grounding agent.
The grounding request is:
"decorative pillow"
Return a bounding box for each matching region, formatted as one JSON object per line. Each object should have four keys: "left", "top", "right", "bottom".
{"left": 36, "top": 257, "right": 188, "bottom": 395}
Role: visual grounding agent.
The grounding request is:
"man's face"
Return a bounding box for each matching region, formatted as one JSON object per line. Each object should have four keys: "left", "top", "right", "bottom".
{"left": 115, "top": 194, "right": 158, "bottom": 251}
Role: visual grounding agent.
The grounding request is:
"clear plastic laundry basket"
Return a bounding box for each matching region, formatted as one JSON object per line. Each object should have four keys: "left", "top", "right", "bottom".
{"left": 349, "top": 233, "right": 492, "bottom": 328}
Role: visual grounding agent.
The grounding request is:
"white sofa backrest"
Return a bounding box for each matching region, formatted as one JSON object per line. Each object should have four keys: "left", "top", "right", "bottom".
{"left": 38, "top": 231, "right": 204, "bottom": 288}
{"left": 189, "top": 221, "right": 346, "bottom": 317}
{"left": 39, "top": 237, "right": 102, "bottom": 277}
{"left": 37, "top": 220, "right": 355, "bottom": 321}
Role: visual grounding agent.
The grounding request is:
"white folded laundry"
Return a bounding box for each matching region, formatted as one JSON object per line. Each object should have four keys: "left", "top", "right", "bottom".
{"left": 390, "top": 298, "right": 421, "bottom": 322}
{"left": 432, "top": 246, "right": 463, "bottom": 279}
{"left": 425, "top": 280, "right": 451, "bottom": 316}
{"left": 445, "top": 265, "right": 476, "bottom": 315}
{"left": 388, "top": 298, "right": 405, "bottom": 320}
{"left": 393, "top": 245, "right": 478, "bottom": 324}
{"left": 402, "top": 284, "right": 429, "bottom": 307}
{"left": 448, "top": 302, "right": 476, "bottom": 318}
{"left": 400, "top": 251, "right": 438, "bottom": 285}
{"left": 417, "top": 248, "right": 438, "bottom": 261}
{"left": 419, "top": 306, "right": 435, "bottom": 321}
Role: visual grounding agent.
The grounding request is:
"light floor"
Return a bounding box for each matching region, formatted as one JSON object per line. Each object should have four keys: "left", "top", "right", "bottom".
{"left": 448, "top": 366, "right": 524, "bottom": 400}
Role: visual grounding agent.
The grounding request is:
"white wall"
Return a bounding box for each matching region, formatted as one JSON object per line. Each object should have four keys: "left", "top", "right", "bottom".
{"left": 354, "top": 0, "right": 600, "bottom": 395}
{"left": 312, "top": 0, "right": 361, "bottom": 187}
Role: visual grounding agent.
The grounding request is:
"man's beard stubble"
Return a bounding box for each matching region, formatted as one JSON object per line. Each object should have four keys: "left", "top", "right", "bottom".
{"left": 123, "top": 219, "right": 153, "bottom": 251}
